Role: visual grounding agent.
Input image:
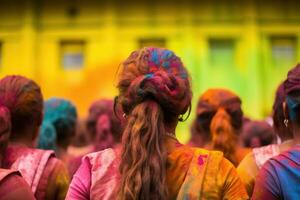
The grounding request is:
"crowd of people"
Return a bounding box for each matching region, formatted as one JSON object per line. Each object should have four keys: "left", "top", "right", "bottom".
{"left": 0, "top": 47, "right": 299, "bottom": 200}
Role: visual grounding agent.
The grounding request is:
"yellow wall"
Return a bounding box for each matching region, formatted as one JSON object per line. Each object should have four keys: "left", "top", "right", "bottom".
{"left": 1, "top": 0, "right": 300, "bottom": 142}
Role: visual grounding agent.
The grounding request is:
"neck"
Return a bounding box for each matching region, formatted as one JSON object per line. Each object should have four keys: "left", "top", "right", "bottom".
{"left": 292, "top": 137, "right": 300, "bottom": 145}
{"left": 292, "top": 124, "right": 300, "bottom": 145}
{"left": 163, "top": 136, "right": 180, "bottom": 153}
{"left": 56, "top": 145, "right": 67, "bottom": 158}
{"left": 0, "top": 154, "right": 2, "bottom": 167}
{"left": 190, "top": 133, "right": 210, "bottom": 147}
{"left": 10, "top": 138, "right": 34, "bottom": 148}
{"left": 10, "top": 127, "right": 38, "bottom": 148}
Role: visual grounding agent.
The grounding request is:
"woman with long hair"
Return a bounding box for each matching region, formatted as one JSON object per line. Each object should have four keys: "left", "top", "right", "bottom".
{"left": 191, "top": 89, "right": 251, "bottom": 166}
{"left": 237, "top": 82, "right": 294, "bottom": 196}
{"left": 252, "top": 64, "right": 300, "bottom": 199}
{"left": 66, "top": 47, "right": 248, "bottom": 200}
{"left": 0, "top": 75, "right": 69, "bottom": 200}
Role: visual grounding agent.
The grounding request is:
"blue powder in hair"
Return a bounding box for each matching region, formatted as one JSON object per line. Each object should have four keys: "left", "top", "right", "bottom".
{"left": 161, "top": 50, "right": 173, "bottom": 60}
{"left": 145, "top": 73, "right": 154, "bottom": 79}
{"left": 162, "top": 61, "right": 170, "bottom": 68}
{"left": 286, "top": 96, "right": 299, "bottom": 121}
{"left": 181, "top": 72, "right": 188, "bottom": 79}
{"left": 151, "top": 50, "right": 160, "bottom": 65}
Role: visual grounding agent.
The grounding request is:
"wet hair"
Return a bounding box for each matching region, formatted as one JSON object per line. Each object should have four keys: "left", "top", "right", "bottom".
{"left": 117, "top": 47, "right": 192, "bottom": 200}
{"left": 0, "top": 75, "right": 43, "bottom": 141}
{"left": 38, "top": 98, "right": 77, "bottom": 150}
{"left": 86, "top": 99, "right": 123, "bottom": 151}
{"left": 195, "top": 88, "right": 243, "bottom": 166}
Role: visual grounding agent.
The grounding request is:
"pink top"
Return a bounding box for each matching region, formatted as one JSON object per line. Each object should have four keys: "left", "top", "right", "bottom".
{"left": 66, "top": 148, "right": 120, "bottom": 200}
{"left": 3, "top": 144, "right": 70, "bottom": 200}
{"left": 67, "top": 157, "right": 92, "bottom": 199}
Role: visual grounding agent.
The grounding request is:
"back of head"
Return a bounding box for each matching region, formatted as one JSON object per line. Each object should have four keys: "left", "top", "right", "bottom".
{"left": 117, "top": 47, "right": 192, "bottom": 200}
{"left": 272, "top": 82, "right": 293, "bottom": 141}
{"left": 284, "top": 63, "right": 300, "bottom": 130}
{"left": 71, "top": 118, "right": 90, "bottom": 147}
{"left": 86, "top": 99, "right": 122, "bottom": 151}
{"left": 196, "top": 88, "right": 243, "bottom": 166}
{"left": 0, "top": 75, "right": 43, "bottom": 141}
{"left": 38, "top": 98, "right": 77, "bottom": 150}
{"left": 242, "top": 120, "right": 275, "bottom": 148}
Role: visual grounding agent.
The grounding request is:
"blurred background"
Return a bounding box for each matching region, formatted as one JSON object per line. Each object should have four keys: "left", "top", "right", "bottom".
{"left": 0, "top": 0, "right": 300, "bottom": 142}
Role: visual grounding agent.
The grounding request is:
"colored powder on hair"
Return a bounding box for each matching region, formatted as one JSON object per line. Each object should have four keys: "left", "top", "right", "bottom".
{"left": 286, "top": 96, "right": 299, "bottom": 121}
{"left": 38, "top": 98, "right": 77, "bottom": 150}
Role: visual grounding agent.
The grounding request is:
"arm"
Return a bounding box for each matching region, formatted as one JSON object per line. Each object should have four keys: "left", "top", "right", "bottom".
{"left": 251, "top": 161, "right": 280, "bottom": 200}
{"left": 0, "top": 173, "right": 35, "bottom": 200}
{"left": 219, "top": 158, "right": 249, "bottom": 200}
{"left": 66, "top": 157, "right": 92, "bottom": 200}
{"left": 237, "top": 152, "right": 259, "bottom": 196}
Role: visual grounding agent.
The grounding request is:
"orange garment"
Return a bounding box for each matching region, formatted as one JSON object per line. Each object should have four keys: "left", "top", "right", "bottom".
{"left": 67, "top": 138, "right": 249, "bottom": 200}
{"left": 166, "top": 140, "right": 249, "bottom": 199}
{"left": 236, "top": 146, "right": 252, "bottom": 165}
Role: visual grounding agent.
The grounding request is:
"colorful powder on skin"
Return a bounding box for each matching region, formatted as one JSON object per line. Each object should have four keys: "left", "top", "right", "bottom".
{"left": 198, "top": 154, "right": 208, "bottom": 166}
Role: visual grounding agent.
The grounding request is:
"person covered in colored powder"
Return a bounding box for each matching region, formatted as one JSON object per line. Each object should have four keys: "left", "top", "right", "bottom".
{"left": 190, "top": 89, "right": 251, "bottom": 167}
{"left": 237, "top": 82, "right": 294, "bottom": 196}
{"left": 252, "top": 64, "right": 300, "bottom": 200}
{"left": 241, "top": 120, "right": 275, "bottom": 148}
{"left": 37, "top": 98, "right": 78, "bottom": 176}
{"left": 86, "top": 99, "right": 123, "bottom": 152}
{"left": 66, "top": 47, "right": 248, "bottom": 200}
{"left": 0, "top": 75, "right": 69, "bottom": 200}
{"left": 0, "top": 107, "right": 35, "bottom": 200}
{"left": 68, "top": 98, "right": 124, "bottom": 176}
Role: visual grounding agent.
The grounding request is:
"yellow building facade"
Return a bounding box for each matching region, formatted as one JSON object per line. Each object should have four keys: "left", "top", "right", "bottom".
{"left": 1, "top": 0, "right": 300, "bottom": 142}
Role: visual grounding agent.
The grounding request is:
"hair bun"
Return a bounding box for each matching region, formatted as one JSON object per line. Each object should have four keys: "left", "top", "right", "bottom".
{"left": 38, "top": 121, "right": 57, "bottom": 150}
{"left": 284, "top": 63, "right": 300, "bottom": 94}
{"left": 127, "top": 70, "right": 189, "bottom": 116}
